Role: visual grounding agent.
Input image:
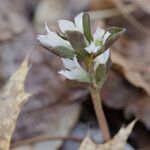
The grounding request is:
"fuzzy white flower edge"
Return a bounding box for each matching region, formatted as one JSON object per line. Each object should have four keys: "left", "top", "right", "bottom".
{"left": 85, "top": 27, "right": 110, "bottom": 54}
{"left": 59, "top": 56, "right": 91, "bottom": 82}
{"left": 37, "top": 23, "right": 73, "bottom": 50}
{"left": 58, "top": 12, "right": 84, "bottom": 33}
{"left": 94, "top": 49, "right": 110, "bottom": 70}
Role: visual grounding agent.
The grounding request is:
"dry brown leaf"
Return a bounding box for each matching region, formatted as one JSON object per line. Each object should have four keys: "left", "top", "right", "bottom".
{"left": 79, "top": 120, "right": 137, "bottom": 150}
{"left": 0, "top": 58, "right": 32, "bottom": 150}
{"left": 102, "top": 69, "right": 150, "bottom": 130}
{"left": 11, "top": 103, "right": 81, "bottom": 150}
{"left": 0, "top": 17, "right": 84, "bottom": 148}
{"left": 101, "top": 70, "right": 139, "bottom": 109}
{"left": 112, "top": 0, "right": 150, "bottom": 35}
{"left": 111, "top": 51, "right": 150, "bottom": 95}
{"left": 110, "top": 35, "right": 150, "bottom": 95}
{"left": 125, "top": 95, "right": 150, "bottom": 129}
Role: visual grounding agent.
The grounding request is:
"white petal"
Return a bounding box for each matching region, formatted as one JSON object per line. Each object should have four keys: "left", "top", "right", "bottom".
{"left": 85, "top": 42, "right": 100, "bottom": 54}
{"left": 74, "top": 12, "right": 84, "bottom": 33}
{"left": 73, "top": 56, "right": 91, "bottom": 79}
{"left": 58, "top": 70, "right": 76, "bottom": 79}
{"left": 37, "top": 24, "right": 72, "bottom": 49}
{"left": 45, "top": 22, "right": 51, "bottom": 33}
{"left": 103, "top": 31, "right": 111, "bottom": 43}
{"left": 59, "top": 55, "right": 91, "bottom": 82}
{"left": 93, "top": 27, "right": 105, "bottom": 40}
{"left": 61, "top": 58, "right": 76, "bottom": 70}
{"left": 94, "top": 49, "right": 110, "bottom": 70}
{"left": 73, "top": 56, "right": 83, "bottom": 70}
{"left": 58, "top": 20, "right": 76, "bottom": 33}
{"left": 58, "top": 68, "right": 91, "bottom": 82}
{"left": 62, "top": 56, "right": 82, "bottom": 70}
{"left": 58, "top": 69, "right": 81, "bottom": 80}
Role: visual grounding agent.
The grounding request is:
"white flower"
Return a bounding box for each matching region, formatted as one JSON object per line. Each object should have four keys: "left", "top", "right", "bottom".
{"left": 85, "top": 27, "right": 110, "bottom": 54}
{"left": 94, "top": 49, "right": 110, "bottom": 70}
{"left": 37, "top": 23, "right": 73, "bottom": 50}
{"left": 58, "top": 56, "right": 91, "bottom": 82}
{"left": 58, "top": 12, "right": 83, "bottom": 33}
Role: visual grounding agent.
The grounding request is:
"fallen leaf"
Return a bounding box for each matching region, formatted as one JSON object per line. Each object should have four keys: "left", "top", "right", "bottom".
{"left": 79, "top": 120, "right": 137, "bottom": 150}
{"left": 0, "top": 13, "right": 85, "bottom": 149}
{"left": 100, "top": 14, "right": 150, "bottom": 129}
{"left": 111, "top": 51, "right": 150, "bottom": 95}
{"left": 101, "top": 70, "right": 139, "bottom": 109}
{"left": 111, "top": 37, "right": 150, "bottom": 95}
{"left": 11, "top": 103, "right": 81, "bottom": 150}
{"left": 0, "top": 58, "right": 32, "bottom": 150}
{"left": 125, "top": 95, "right": 150, "bottom": 129}
{"left": 79, "top": 135, "right": 96, "bottom": 150}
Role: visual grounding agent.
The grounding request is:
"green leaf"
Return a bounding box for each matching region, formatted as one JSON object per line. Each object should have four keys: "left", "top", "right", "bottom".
{"left": 42, "top": 45, "right": 75, "bottom": 58}
{"left": 83, "top": 13, "right": 93, "bottom": 43}
{"left": 95, "top": 58, "right": 111, "bottom": 87}
{"left": 66, "top": 31, "right": 86, "bottom": 51}
{"left": 66, "top": 31, "right": 87, "bottom": 58}
{"left": 95, "top": 64, "right": 106, "bottom": 87}
{"left": 102, "top": 27, "right": 126, "bottom": 51}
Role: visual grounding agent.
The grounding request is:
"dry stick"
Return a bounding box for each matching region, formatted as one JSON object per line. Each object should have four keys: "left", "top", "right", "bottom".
{"left": 112, "top": 0, "right": 150, "bottom": 36}
{"left": 128, "top": 0, "right": 150, "bottom": 14}
{"left": 11, "top": 135, "right": 82, "bottom": 148}
{"left": 89, "top": 85, "right": 111, "bottom": 142}
{"left": 88, "top": 4, "right": 136, "bottom": 20}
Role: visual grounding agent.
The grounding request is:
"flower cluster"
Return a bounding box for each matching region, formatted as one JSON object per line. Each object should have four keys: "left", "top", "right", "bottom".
{"left": 37, "top": 12, "right": 125, "bottom": 87}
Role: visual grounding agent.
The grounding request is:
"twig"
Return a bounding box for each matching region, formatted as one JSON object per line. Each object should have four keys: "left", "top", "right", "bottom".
{"left": 112, "top": 0, "right": 150, "bottom": 36}
{"left": 128, "top": 0, "right": 150, "bottom": 14}
{"left": 88, "top": 4, "right": 136, "bottom": 20}
{"left": 11, "top": 135, "right": 82, "bottom": 148}
{"left": 89, "top": 85, "right": 111, "bottom": 142}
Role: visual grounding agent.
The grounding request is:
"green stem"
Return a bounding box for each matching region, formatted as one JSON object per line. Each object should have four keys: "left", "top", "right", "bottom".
{"left": 89, "top": 85, "right": 111, "bottom": 142}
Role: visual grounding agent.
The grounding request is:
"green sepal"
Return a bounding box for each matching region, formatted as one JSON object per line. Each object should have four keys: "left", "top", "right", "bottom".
{"left": 95, "top": 65, "right": 106, "bottom": 87}
{"left": 102, "top": 27, "right": 126, "bottom": 51}
{"left": 42, "top": 45, "right": 74, "bottom": 58}
{"left": 66, "top": 31, "right": 86, "bottom": 51}
{"left": 66, "top": 30, "right": 87, "bottom": 59}
{"left": 95, "top": 58, "right": 111, "bottom": 87}
{"left": 83, "top": 13, "right": 93, "bottom": 43}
